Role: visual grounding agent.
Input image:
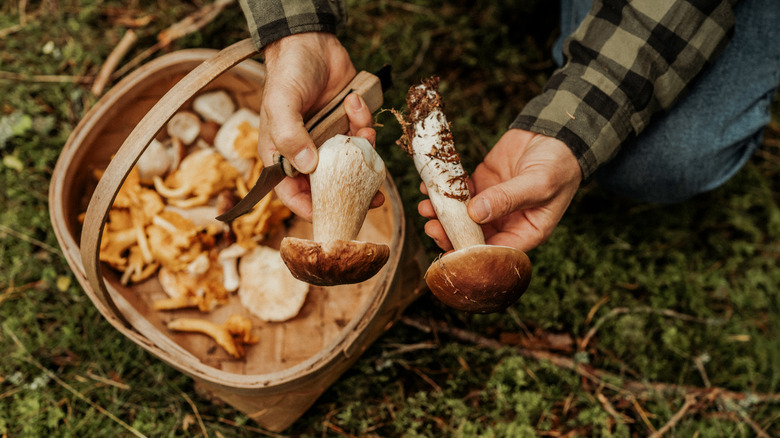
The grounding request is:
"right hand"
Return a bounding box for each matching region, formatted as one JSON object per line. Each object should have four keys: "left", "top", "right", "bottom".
{"left": 258, "top": 32, "right": 377, "bottom": 220}
{"left": 418, "top": 130, "right": 582, "bottom": 252}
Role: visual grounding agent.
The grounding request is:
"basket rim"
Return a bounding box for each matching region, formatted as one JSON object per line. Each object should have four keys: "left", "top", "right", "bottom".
{"left": 49, "top": 47, "right": 406, "bottom": 391}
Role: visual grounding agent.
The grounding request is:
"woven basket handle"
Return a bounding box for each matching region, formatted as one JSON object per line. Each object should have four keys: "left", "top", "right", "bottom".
{"left": 80, "top": 39, "right": 258, "bottom": 324}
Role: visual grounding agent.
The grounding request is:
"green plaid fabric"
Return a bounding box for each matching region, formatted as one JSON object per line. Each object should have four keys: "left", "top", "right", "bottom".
{"left": 238, "top": 0, "right": 347, "bottom": 50}
{"left": 512, "top": 0, "right": 739, "bottom": 179}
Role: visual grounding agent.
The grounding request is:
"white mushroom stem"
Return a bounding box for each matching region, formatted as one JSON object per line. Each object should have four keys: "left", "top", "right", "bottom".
{"left": 402, "top": 83, "right": 484, "bottom": 251}
{"left": 218, "top": 243, "right": 247, "bottom": 293}
{"left": 310, "top": 134, "right": 386, "bottom": 242}
{"left": 400, "top": 77, "right": 532, "bottom": 314}
{"left": 279, "top": 135, "right": 391, "bottom": 286}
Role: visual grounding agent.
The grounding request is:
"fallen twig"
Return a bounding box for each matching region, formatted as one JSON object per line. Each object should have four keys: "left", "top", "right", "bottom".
{"left": 648, "top": 394, "right": 697, "bottom": 438}
{"left": 579, "top": 306, "right": 724, "bottom": 352}
{"left": 629, "top": 395, "right": 658, "bottom": 434}
{"left": 0, "top": 71, "right": 94, "bottom": 84}
{"left": 0, "top": 23, "right": 24, "bottom": 39}
{"left": 0, "top": 223, "right": 63, "bottom": 257}
{"left": 180, "top": 391, "right": 208, "bottom": 438}
{"left": 111, "top": 0, "right": 236, "bottom": 80}
{"left": 736, "top": 410, "right": 772, "bottom": 438}
{"left": 400, "top": 315, "right": 780, "bottom": 405}
{"left": 91, "top": 29, "right": 138, "bottom": 96}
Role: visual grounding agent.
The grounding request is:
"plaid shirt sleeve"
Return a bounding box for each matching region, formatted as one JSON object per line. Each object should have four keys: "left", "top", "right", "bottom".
{"left": 511, "top": 0, "right": 740, "bottom": 179}
{"left": 238, "top": 0, "right": 347, "bottom": 50}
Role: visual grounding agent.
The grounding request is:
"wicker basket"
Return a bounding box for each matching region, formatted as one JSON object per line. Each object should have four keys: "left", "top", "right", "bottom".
{"left": 49, "top": 39, "right": 427, "bottom": 431}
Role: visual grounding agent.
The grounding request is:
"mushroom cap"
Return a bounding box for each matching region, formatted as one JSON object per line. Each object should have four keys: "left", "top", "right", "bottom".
{"left": 425, "top": 244, "right": 531, "bottom": 314}
{"left": 238, "top": 245, "right": 310, "bottom": 322}
{"left": 279, "top": 237, "right": 390, "bottom": 286}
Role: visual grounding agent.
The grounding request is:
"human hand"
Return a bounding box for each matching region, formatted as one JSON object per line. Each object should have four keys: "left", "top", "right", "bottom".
{"left": 257, "top": 32, "right": 379, "bottom": 220}
{"left": 419, "top": 129, "right": 582, "bottom": 252}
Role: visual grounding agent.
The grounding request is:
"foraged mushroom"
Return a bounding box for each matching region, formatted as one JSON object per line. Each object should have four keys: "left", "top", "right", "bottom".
{"left": 135, "top": 138, "right": 186, "bottom": 184}
{"left": 192, "top": 89, "right": 235, "bottom": 124}
{"left": 398, "top": 77, "right": 531, "bottom": 313}
{"left": 213, "top": 108, "right": 260, "bottom": 181}
{"left": 238, "top": 245, "right": 309, "bottom": 322}
{"left": 166, "top": 111, "right": 201, "bottom": 145}
{"left": 166, "top": 314, "right": 258, "bottom": 358}
{"left": 218, "top": 243, "right": 247, "bottom": 293}
{"left": 279, "top": 135, "right": 390, "bottom": 286}
{"left": 153, "top": 148, "right": 239, "bottom": 208}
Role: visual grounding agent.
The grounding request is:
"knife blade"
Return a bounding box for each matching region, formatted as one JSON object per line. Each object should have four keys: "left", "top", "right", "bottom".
{"left": 216, "top": 66, "right": 392, "bottom": 222}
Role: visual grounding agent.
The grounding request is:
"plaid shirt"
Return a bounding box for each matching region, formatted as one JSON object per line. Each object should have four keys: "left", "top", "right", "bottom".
{"left": 238, "top": 0, "right": 347, "bottom": 49}
{"left": 240, "top": 0, "right": 739, "bottom": 179}
{"left": 512, "top": 0, "right": 740, "bottom": 179}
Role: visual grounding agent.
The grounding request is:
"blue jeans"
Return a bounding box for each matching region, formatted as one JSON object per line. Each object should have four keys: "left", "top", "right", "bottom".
{"left": 556, "top": 0, "right": 780, "bottom": 203}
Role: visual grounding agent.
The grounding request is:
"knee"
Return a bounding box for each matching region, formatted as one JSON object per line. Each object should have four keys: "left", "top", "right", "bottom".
{"left": 593, "top": 133, "right": 762, "bottom": 204}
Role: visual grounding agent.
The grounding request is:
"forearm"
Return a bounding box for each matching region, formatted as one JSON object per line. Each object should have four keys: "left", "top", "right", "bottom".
{"left": 238, "top": 0, "right": 347, "bottom": 50}
{"left": 512, "top": 0, "right": 740, "bottom": 179}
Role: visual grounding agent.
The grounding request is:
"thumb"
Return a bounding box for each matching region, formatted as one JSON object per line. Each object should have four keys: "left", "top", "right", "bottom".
{"left": 467, "top": 174, "right": 547, "bottom": 224}
{"left": 261, "top": 88, "right": 319, "bottom": 174}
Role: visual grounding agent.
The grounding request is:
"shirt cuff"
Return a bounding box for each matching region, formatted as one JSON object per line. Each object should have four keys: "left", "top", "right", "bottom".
{"left": 238, "top": 0, "right": 346, "bottom": 51}
{"left": 510, "top": 71, "right": 637, "bottom": 180}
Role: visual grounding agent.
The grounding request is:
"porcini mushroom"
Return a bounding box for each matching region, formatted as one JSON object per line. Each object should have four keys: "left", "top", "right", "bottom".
{"left": 398, "top": 77, "right": 531, "bottom": 314}
{"left": 279, "top": 134, "right": 390, "bottom": 286}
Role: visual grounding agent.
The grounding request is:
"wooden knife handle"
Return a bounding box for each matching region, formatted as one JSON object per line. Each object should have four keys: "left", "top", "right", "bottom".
{"left": 304, "top": 70, "right": 384, "bottom": 147}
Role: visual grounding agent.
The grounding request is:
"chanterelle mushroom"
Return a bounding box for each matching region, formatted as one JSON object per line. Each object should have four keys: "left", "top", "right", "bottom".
{"left": 153, "top": 148, "right": 239, "bottom": 208}
{"left": 279, "top": 134, "right": 390, "bottom": 286}
{"left": 166, "top": 314, "right": 258, "bottom": 358}
{"left": 398, "top": 77, "right": 532, "bottom": 314}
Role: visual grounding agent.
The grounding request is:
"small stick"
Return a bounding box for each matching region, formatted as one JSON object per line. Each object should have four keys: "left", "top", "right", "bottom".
{"left": 91, "top": 29, "right": 138, "bottom": 96}
{"left": 401, "top": 315, "right": 780, "bottom": 403}
{"left": 111, "top": 0, "right": 235, "bottom": 79}
{"left": 630, "top": 396, "right": 658, "bottom": 434}
{"left": 0, "top": 71, "right": 93, "bottom": 84}
{"left": 180, "top": 391, "right": 209, "bottom": 438}
{"left": 579, "top": 306, "right": 723, "bottom": 352}
{"left": 648, "top": 395, "right": 698, "bottom": 438}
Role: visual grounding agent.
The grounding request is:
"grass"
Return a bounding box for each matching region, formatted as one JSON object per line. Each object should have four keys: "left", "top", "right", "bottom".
{"left": 2, "top": 0, "right": 779, "bottom": 436}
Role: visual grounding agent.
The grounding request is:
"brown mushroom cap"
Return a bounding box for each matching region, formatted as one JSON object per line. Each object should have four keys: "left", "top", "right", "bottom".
{"left": 425, "top": 244, "right": 532, "bottom": 314}
{"left": 279, "top": 237, "right": 390, "bottom": 286}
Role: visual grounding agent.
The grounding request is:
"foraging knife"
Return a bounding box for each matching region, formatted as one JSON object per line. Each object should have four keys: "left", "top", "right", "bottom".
{"left": 216, "top": 65, "right": 392, "bottom": 222}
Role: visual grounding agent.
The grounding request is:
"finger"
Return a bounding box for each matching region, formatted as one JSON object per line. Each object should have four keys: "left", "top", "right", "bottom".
{"left": 418, "top": 199, "right": 436, "bottom": 219}
{"left": 273, "top": 175, "right": 313, "bottom": 221}
{"left": 261, "top": 87, "right": 318, "bottom": 174}
{"left": 355, "top": 126, "right": 376, "bottom": 146}
{"left": 419, "top": 181, "right": 429, "bottom": 196}
{"left": 424, "top": 220, "right": 454, "bottom": 252}
{"left": 467, "top": 172, "right": 550, "bottom": 224}
{"left": 484, "top": 219, "right": 546, "bottom": 253}
{"left": 369, "top": 190, "right": 385, "bottom": 209}
{"left": 344, "top": 93, "right": 373, "bottom": 134}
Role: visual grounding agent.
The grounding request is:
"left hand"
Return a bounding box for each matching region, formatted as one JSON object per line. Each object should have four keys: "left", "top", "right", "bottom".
{"left": 419, "top": 129, "right": 582, "bottom": 252}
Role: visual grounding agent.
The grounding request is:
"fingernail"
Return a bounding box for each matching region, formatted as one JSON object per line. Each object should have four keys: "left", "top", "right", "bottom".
{"left": 348, "top": 93, "right": 363, "bottom": 110}
{"left": 471, "top": 198, "right": 491, "bottom": 223}
{"left": 294, "top": 147, "right": 317, "bottom": 173}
